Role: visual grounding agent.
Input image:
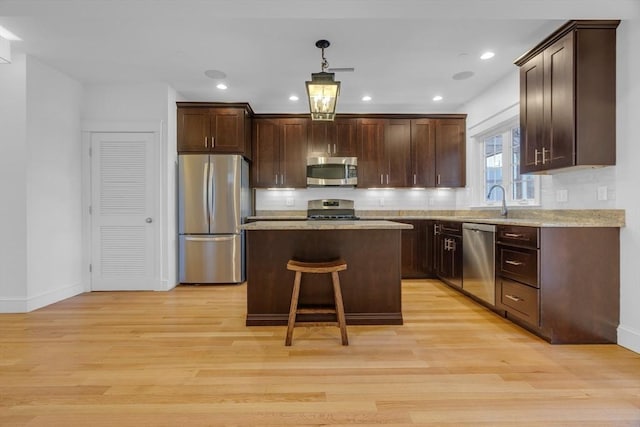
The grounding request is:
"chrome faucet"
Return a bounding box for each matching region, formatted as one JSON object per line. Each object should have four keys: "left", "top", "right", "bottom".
{"left": 487, "top": 184, "right": 508, "bottom": 217}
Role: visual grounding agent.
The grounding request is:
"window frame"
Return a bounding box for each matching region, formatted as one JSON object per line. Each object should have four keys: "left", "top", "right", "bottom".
{"left": 473, "top": 118, "right": 540, "bottom": 208}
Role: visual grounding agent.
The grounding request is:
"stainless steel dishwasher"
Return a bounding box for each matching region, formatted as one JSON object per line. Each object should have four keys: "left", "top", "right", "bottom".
{"left": 462, "top": 223, "right": 496, "bottom": 306}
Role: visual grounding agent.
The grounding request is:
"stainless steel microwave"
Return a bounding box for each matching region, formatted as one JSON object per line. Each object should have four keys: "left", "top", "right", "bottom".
{"left": 306, "top": 157, "right": 357, "bottom": 186}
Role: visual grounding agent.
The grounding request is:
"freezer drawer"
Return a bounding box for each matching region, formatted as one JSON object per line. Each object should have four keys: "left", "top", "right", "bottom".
{"left": 179, "top": 234, "right": 244, "bottom": 284}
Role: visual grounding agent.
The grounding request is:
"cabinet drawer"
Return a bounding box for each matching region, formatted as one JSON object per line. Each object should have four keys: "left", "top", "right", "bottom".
{"left": 498, "top": 245, "right": 539, "bottom": 287}
{"left": 499, "top": 278, "right": 539, "bottom": 327}
{"left": 497, "top": 225, "right": 539, "bottom": 249}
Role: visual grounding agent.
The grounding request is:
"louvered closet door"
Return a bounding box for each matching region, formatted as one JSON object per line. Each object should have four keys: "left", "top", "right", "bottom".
{"left": 90, "top": 132, "right": 158, "bottom": 290}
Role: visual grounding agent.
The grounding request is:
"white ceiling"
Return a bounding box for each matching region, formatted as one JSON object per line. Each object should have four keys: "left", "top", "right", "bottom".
{"left": 1, "top": 0, "right": 637, "bottom": 114}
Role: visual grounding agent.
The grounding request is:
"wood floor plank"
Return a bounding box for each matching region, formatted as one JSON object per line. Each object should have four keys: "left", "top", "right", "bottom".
{"left": 1, "top": 279, "right": 639, "bottom": 426}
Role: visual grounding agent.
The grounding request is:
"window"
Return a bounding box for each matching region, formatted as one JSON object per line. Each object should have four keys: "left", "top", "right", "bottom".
{"left": 478, "top": 120, "right": 538, "bottom": 205}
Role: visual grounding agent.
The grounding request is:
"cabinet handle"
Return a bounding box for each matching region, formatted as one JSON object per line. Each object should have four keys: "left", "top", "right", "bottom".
{"left": 380, "top": 174, "right": 384, "bottom": 185}
{"left": 333, "top": 144, "right": 337, "bottom": 154}
{"left": 505, "top": 260, "right": 524, "bottom": 266}
{"left": 542, "top": 147, "right": 548, "bottom": 164}
{"left": 386, "top": 174, "right": 389, "bottom": 185}
{"left": 275, "top": 174, "right": 278, "bottom": 185}
{"left": 211, "top": 136, "right": 215, "bottom": 148}
{"left": 413, "top": 174, "right": 417, "bottom": 185}
{"left": 327, "top": 144, "right": 331, "bottom": 154}
{"left": 437, "top": 174, "right": 441, "bottom": 185}
{"left": 505, "top": 294, "right": 522, "bottom": 302}
{"left": 504, "top": 233, "right": 523, "bottom": 238}
{"left": 205, "top": 136, "right": 208, "bottom": 148}
{"left": 534, "top": 148, "right": 539, "bottom": 166}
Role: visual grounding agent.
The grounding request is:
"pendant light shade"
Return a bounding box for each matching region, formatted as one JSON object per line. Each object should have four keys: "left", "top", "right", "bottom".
{"left": 0, "top": 37, "right": 10, "bottom": 64}
{"left": 306, "top": 40, "right": 340, "bottom": 121}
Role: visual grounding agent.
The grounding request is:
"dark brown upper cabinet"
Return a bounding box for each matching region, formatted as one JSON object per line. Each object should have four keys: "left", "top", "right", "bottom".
{"left": 308, "top": 119, "right": 357, "bottom": 157}
{"left": 434, "top": 118, "right": 466, "bottom": 187}
{"left": 252, "top": 118, "right": 307, "bottom": 188}
{"left": 410, "top": 118, "right": 436, "bottom": 187}
{"left": 356, "top": 118, "right": 387, "bottom": 187}
{"left": 177, "top": 103, "right": 252, "bottom": 158}
{"left": 515, "top": 20, "right": 619, "bottom": 174}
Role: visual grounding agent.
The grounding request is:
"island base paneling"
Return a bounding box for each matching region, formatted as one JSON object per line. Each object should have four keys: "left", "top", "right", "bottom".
{"left": 245, "top": 229, "right": 403, "bottom": 326}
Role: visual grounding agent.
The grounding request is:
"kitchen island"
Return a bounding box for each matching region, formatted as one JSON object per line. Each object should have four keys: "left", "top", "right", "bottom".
{"left": 240, "top": 220, "right": 412, "bottom": 326}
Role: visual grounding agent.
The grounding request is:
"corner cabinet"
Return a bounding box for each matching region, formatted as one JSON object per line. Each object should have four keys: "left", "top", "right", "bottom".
{"left": 515, "top": 20, "right": 619, "bottom": 174}
{"left": 434, "top": 221, "right": 463, "bottom": 288}
{"left": 177, "top": 103, "right": 252, "bottom": 158}
{"left": 251, "top": 118, "right": 307, "bottom": 188}
{"left": 496, "top": 225, "right": 619, "bottom": 344}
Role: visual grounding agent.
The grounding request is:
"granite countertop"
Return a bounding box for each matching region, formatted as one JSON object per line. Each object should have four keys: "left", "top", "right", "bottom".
{"left": 240, "top": 220, "right": 413, "bottom": 230}
{"left": 248, "top": 209, "right": 625, "bottom": 228}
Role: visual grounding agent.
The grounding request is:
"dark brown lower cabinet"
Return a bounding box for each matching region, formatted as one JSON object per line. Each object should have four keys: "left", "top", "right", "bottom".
{"left": 400, "top": 220, "right": 436, "bottom": 279}
{"left": 434, "top": 221, "right": 462, "bottom": 288}
{"left": 496, "top": 225, "right": 619, "bottom": 344}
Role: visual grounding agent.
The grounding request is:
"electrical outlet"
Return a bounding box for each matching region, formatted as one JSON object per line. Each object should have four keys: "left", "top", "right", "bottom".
{"left": 285, "top": 198, "right": 294, "bottom": 207}
{"left": 556, "top": 189, "right": 568, "bottom": 202}
{"left": 597, "top": 186, "right": 608, "bottom": 201}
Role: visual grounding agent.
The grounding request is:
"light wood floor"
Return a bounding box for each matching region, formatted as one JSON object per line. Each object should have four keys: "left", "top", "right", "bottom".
{"left": 1, "top": 280, "right": 639, "bottom": 426}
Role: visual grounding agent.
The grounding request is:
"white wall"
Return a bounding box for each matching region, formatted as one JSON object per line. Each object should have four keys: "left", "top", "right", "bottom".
{"left": 0, "top": 54, "right": 84, "bottom": 312}
{"left": 25, "top": 56, "right": 84, "bottom": 310}
{"left": 0, "top": 54, "right": 28, "bottom": 310}
{"left": 615, "top": 18, "right": 640, "bottom": 352}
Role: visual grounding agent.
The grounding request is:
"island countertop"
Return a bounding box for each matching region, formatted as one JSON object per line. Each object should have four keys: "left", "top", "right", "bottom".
{"left": 240, "top": 220, "right": 413, "bottom": 230}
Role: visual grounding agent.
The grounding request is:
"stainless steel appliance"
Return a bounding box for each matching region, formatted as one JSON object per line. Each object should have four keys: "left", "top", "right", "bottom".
{"left": 178, "top": 154, "right": 250, "bottom": 284}
{"left": 462, "top": 223, "right": 497, "bottom": 305}
{"left": 306, "top": 199, "right": 358, "bottom": 220}
{"left": 306, "top": 157, "right": 357, "bottom": 187}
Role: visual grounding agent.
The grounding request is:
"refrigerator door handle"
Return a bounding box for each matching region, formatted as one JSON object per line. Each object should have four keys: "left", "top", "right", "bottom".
{"left": 203, "top": 159, "right": 210, "bottom": 231}
{"left": 209, "top": 157, "right": 215, "bottom": 226}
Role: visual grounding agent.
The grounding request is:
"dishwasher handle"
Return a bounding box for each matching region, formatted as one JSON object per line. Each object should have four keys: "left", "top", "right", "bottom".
{"left": 462, "top": 223, "right": 496, "bottom": 233}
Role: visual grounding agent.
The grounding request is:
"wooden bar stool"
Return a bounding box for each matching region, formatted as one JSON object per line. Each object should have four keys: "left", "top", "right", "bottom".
{"left": 285, "top": 258, "right": 349, "bottom": 346}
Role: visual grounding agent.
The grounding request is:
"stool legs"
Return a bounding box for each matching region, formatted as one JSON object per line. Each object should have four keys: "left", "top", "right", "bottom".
{"left": 331, "top": 271, "right": 349, "bottom": 345}
{"left": 285, "top": 271, "right": 302, "bottom": 346}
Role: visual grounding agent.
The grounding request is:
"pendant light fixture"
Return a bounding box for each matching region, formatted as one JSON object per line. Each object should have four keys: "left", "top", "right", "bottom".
{"left": 306, "top": 40, "right": 340, "bottom": 121}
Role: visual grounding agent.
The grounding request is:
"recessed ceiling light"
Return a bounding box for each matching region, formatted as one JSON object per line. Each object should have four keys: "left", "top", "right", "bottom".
{"left": 289, "top": 95, "right": 299, "bottom": 101}
{"left": 433, "top": 95, "right": 443, "bottom": 102}
{"left": 362, "top": 95, "right": 372, "bottom": 102}
{"left": 216, "top": 83, "right": 228, "bottom": 90}
{"left": 480, "top": 51, "right": 495, "bottom": 60}
{"left": 0, "top": 25, "right": 21, "bottom": 41}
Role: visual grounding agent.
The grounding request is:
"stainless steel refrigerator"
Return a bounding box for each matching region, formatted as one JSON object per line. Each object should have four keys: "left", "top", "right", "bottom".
{"left": 178, "top": 154, "right": 250, "bottom": 284}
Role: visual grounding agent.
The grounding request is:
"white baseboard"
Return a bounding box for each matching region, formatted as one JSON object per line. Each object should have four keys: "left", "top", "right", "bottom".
{"left": 618, "top": 324, "right": 640, "bottom": 354}
{"left": 0, "top": 282, "right": 84, "bottom": 313}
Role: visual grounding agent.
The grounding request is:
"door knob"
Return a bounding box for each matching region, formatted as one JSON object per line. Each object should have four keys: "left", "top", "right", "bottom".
{"left": 145, "top": 217, "right": 153, "bottom": 223}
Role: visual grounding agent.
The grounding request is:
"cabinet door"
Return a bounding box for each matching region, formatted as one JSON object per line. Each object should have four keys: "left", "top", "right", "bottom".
{"left": 357, "top": 119, "right": 386, "bottom": 187}
{"left": 544, "top": 31, "right": 575, "bottom": 169}
{"left": 520, "top": 53, "right": 545, "bottom": 173}
{"left": 177, "top": 108, "right": 209, "bottom": 152}
{"left": 308, "top": 122, "right": 333, "bottom": 156}
{"left": 251, "top": 119, "right": 280, "bottom": 188}
{"left": 210, "top": 108, "right": 246, "bottom": 154}
{"left": 333, "top": 119, "right": 357, "bottom": 156}
{"left": 401, "top": 220, "right": 427, "bottom": 278}
{"left": 411, "top": 119, "right": 436, "bottom": 187}
{"left": 435, "top": 119, "right": 466, "bottom": 187}
{"left": 385, "top": 119, "right": 411, "bottom": 187}
{"left": 279, "top": 118, "right": 308, "bottom": 188}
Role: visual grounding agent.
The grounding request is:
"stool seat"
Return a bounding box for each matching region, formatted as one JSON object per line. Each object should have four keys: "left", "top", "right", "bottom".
{"left": 285, "top": 258, "right": 349, "bottom": 346}
{"left": 287, "top": 259, "right": 347, "bottom": 273}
